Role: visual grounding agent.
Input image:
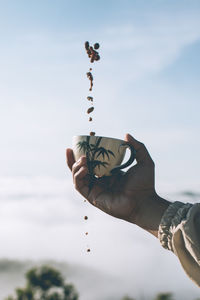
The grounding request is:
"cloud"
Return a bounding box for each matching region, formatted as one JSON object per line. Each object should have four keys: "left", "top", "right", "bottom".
{"left": 0, "top": 175, "right": 200, "bottom": 299}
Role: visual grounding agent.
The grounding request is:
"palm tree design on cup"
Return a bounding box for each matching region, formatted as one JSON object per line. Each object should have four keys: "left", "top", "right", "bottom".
{"left": 77, "top": 136, "right": 115, "bottom": 189}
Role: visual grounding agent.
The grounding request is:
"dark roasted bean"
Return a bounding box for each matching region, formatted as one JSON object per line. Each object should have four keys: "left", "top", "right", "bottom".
{"left": 87, "top": 71, "right": 93, "bottom": 90}
{"left": 87, "top": 96, "right": 93, "bottom": 101}
{"left": 85, "top": 41, "right": 89, "bottom": 50}
{"left": 87, "top": 49, "right": 91, "bottom": 57}
{"left": 90, "top": 55, "right": 95, "bottom": 63}
{"left": 86, "top": 72, "right": 93, "bottom": 80}
{"left": 87, "top": 107, "right": 94, "bottom": 114}
{"left": 89, "top": 117, "right": 92, "bottom": 122}
{"left": 94, "top": 43, "right": 100, "bottom": 49}
{"left": 84, "top": 216, "right": 88, "bottom": 220}
{"left": 90, "top": 132, "right": 95, "bottom": 136}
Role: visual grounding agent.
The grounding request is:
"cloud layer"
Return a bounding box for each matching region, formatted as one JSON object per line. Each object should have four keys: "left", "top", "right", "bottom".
{"left": 0, "top": 176, "right": 200, "bottom": 299}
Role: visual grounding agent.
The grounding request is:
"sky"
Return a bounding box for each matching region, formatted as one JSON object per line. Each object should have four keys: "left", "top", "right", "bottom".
{"left": 0, "top": 0, "right": 200, "bottom": 299}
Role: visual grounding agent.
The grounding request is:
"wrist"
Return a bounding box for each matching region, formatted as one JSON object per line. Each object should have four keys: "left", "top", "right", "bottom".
{"left": 134, "top": 191, "right": 171, "bottom": 237}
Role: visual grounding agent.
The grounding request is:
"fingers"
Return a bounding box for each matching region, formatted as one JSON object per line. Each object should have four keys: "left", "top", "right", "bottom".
{"left": 71, "top": 156, "right": 89, "bottom": 192}
{"left": 73, "top": 166, "right": 88, "bottom": 189}
{"left": 125, "top": 134, "right": 154, "bottom": 166}
{"left": 72, "top": 156, "right": 87, "bottom": 180}
{"left": 66, "top": 149, "right": 89, "bottom": 188}
{"left": 66, "top": 148, "right": 75, "bottom": 171}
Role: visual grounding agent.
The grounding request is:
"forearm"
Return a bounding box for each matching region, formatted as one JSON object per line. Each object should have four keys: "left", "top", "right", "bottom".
{"left": 134, "top": 192, "right": 171, "bottom": 238}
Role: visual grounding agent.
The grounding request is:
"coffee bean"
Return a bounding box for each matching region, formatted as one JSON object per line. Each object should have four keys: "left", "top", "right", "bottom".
{"left": 87, "top": 49, "right": 91, "bottom": 57}
{"left": 89, "top": 117, "right": 92, "bottom": 122}
{"left": 90, "top": 55, "right": 95, "bottom": 63}
{"left": 87, "top": 107, "right": 94, "bottom": 114}
{"left": 86, "top": 71, "right": 94, "bottom": 91}
{"left": 87, "top": 248, "right": 91, "bottom": 252}
{"left": 90, "top": 132, "right": 95, "bottom": 136}
{"left": 86, "top": 72, "right": 92, "bottom": 78}
{"left": 85, "top": 41, "right": 89, "bottom": 50}
{"left": 94, "top": 43, "right": 100, "bottom": 49}
{"left": 84, "top": 216, "right": 88, "bottom": 220}
{"left": 87, "top": 96, "right": 93, "bottom": 101}
{"left": 85, "top": 232, "right": 88, "bottom": 235}
{"left": 95, "top": 54, "right": 100, "bottom": 61}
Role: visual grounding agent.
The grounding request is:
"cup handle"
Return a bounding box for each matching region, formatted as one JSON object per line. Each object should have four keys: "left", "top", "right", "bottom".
{"left": 111, "top": 142, "right": 136, "bottom": 174}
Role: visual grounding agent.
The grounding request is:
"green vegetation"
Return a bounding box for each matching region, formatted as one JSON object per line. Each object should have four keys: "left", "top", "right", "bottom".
{"left": 154, "top": 293, "right": 173, "bottom": 300}
{"left": 120, "top": 293, "right": 175, "bottom": 300}
{"left": 5, "top": 265, "right": 78, "bottom": 300}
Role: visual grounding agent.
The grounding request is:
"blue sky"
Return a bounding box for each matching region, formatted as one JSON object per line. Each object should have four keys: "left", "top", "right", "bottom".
{"left": 0, "top": 1, "right": 200, "bottom": 298}
{"left": 0, "top": 0, "right": 200, "bottom": 184}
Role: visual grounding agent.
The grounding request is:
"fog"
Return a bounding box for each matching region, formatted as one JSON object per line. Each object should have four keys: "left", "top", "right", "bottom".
{"left": 0, "top": 176, "right": 199, "bottom": 300}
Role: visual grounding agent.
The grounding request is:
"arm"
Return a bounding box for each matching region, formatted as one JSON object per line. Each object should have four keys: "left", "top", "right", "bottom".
{"left": 66, "top": 133, "right": 200, "bottom": 287}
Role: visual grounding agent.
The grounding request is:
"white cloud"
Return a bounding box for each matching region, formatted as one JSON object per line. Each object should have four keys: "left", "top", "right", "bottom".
{"left": 0, "top": 175, "right": 199, "bottom": 300}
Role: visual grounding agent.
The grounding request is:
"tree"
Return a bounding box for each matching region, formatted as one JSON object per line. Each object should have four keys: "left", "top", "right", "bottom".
{"left": 154, "top": 293, "right": 173, "bottom": 300}
{"left": 5, "top": 265, "right": 79, "bottom": 300}
{"left": 121, "top": 296, "right": 136, "bottom": 300}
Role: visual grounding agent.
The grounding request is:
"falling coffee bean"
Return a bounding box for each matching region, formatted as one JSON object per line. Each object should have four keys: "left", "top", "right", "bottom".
{"left": 95, "top": 54, "right": 100, "bottom": 61}
{"left": 94, "top": 43, "right": 100, "bottom": 50}
{"left": 85, "top": 41, "right": 89, "bottom": 51}
{"left": 86, "top": 72, "right": 93, "bottom": 91}
{"left": 87, "top": 49, "right": 91, "bottom": 57}
{"left": 87, "top": 96, "right": 93, "bottom": 101}
{"left": 87, "top": 107, "right": 94, "bottom": 114}
{"left": 90, "top": 55, "right": 95, "bottom": 63}
{"left": 87, "top": 248, "right": 91, "bottom": 252}
{"left": 84, "top": 216, "right": 88, "bottom": 220}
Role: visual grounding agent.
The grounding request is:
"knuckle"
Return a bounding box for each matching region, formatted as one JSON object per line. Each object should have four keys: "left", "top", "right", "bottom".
{"left": 80, "top": 156, "right": 87, "bottom": 164}
{"left": 74, "top": 166, "right": 87, "bottom": 181}
{"left": 149, "top": 159, "right": 155, "bottom": 168}
{"left": 80, "top": 166, "right": 87, "bottom": 175}
{"left": 74, "top": 172, "right": 79, "bottom": 181}
{"left": 72, "top": 162, "right": 77, "bottom": 173}
{"left": 139, "top": 142, "right": 145, "bottom": 148}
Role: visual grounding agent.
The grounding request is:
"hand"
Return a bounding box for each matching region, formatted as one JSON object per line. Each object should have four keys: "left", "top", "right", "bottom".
{"left": 66, "top": 134, "right": 169, "bottom": 237}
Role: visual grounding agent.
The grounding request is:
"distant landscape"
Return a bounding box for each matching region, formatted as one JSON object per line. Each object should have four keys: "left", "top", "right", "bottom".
{"left": 0, "top": 258, "right": 126, "bottom": 300}
{"left": 1, "top": 258, "right": 200, "bottom": 300}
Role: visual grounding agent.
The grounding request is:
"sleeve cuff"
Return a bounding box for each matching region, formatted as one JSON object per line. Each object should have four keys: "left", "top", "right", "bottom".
{"left": 158, "top": 201, "right": 193, "bottom": 251}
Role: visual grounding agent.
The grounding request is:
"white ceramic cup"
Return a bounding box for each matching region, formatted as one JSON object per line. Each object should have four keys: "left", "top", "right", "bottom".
{"left": 72, "top": 135, "right": 135, "bottom": 177}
